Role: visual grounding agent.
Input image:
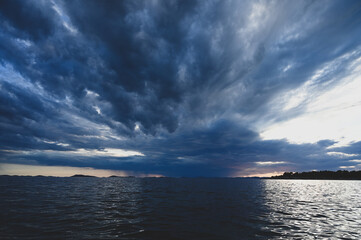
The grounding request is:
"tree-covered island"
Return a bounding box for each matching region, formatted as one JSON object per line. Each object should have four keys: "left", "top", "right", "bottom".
{"left": 271, "top": 170, "right": 361, "bottom": 180}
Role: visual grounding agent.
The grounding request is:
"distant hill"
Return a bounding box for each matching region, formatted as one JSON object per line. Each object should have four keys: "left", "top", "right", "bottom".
{"left": 71, "top": 174, "right": 97, "bottom": 178}
{"left": 271, "top": 170, "right": 361, "bottom": 180}
{"left": 108, "top": 175, "right": 136, "bottom": 178}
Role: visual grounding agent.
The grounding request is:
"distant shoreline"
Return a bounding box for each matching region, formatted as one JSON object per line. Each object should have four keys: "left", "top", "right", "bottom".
{"left": 1, "top": 171, "right": 361, "bottom": 180}
{"left": 270, "top": 170, "right": 361, "bottom": 180}
{"left": 0, "top": 175, "right": 260, "bottom": 179}
{"left": 0, "top": 174, "right": 143, "bottom": 178}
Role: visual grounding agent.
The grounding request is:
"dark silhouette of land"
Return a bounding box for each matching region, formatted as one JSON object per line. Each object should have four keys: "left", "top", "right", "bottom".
{"left": 71, "top": 174, "right": 97, "bottom": 178}
{"left": 271, "top": 170, "right": 361, "bottom": 180}
{"left": 2, "top": 171, "right": 361, "bottom": 179}
{"left": 108, "top": 175, "right": 136, "bottom": 178}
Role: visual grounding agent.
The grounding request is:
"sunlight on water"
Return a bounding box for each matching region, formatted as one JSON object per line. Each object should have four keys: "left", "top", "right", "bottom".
{"left": 1, "top": 177, "right": 360, "bottom": 239}
{"left": 263, "top": 180, "right": 361, "bottom": 239}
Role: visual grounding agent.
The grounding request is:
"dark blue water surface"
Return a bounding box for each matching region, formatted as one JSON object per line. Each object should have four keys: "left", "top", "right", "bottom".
{"left": 1, "top": 176, "right": 360, "bottom": 239}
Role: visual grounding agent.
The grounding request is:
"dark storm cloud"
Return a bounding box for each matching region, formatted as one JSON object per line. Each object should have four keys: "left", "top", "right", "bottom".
{"left": 0, "top": 0, "right": 55, "bottom": 40}
{"left": 0, "top": 118, "right": 349, "bottom": 177}
{"left": 125, "top": 119, "right": 351, "bottom": 176}
{"left": 1, "top": 0, "right": 361, "bottom": 176}
{"left": 332, "top": 141, "right": 361, "bottom": 156}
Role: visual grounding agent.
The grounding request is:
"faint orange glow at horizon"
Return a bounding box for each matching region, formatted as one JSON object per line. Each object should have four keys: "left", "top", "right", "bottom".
{"left": 0, "top": 163, "right": 163, "bottom": 178}
{"left": 240, "top": 171, "right": 284, "bottom": 178}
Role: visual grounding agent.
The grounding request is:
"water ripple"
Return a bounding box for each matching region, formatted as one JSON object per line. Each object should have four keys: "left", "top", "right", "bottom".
{"left": 0, "top": 177, "right": 360, "bottom": 239}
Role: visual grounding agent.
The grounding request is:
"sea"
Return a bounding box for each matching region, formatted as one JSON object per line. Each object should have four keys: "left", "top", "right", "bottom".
{"left": 0, "top": 176, "right": 360, "bottom": 239}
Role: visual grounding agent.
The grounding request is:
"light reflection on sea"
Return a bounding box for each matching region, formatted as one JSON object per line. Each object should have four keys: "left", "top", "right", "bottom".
{"left": 0, "top": 176, "right": 360, "bottom": 239}
{"left": 262, "top": 180, "right": 361, "bottom": 239}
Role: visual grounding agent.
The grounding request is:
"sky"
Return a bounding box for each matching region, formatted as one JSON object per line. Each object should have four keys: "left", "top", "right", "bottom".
{"left": 1, "top": 0, "right": 361, "bottom": 177}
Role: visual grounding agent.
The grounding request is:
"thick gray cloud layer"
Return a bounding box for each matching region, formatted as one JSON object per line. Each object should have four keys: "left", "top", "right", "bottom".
{"left": 1, "top": 0, "right": 361, "bottom": 176}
